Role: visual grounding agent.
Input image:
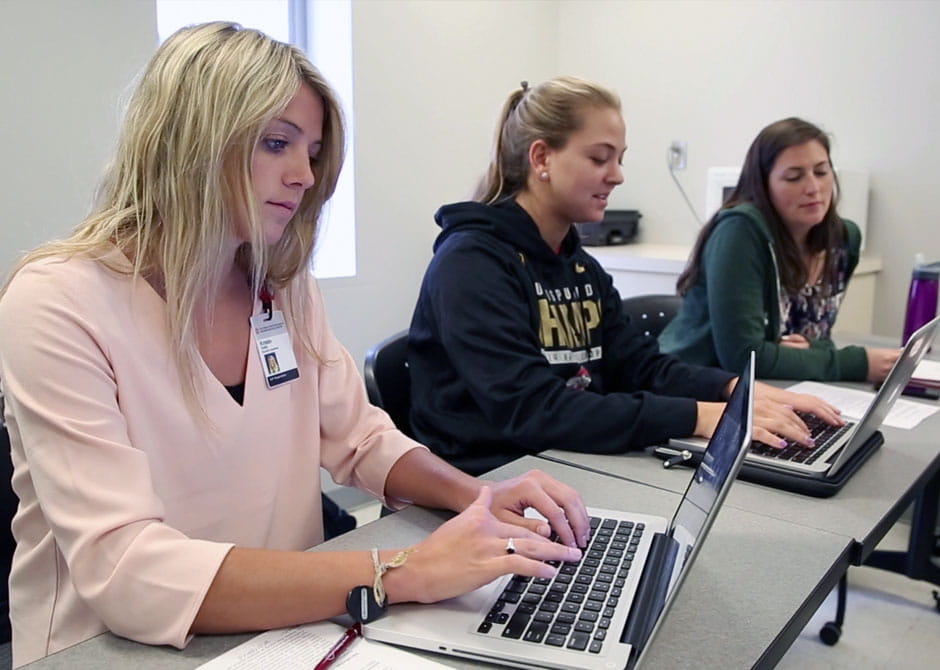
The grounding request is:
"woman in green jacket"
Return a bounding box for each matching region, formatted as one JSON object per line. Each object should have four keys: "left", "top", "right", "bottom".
{"left": 660, "top": 117, "right": 899, "bottom": 382}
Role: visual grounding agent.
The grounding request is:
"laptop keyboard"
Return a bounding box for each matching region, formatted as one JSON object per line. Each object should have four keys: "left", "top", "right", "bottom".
{"left": 750, "top": 411, "right": 853, "bottom": 464}
{"left": 476, "top": 516, "right": 643, "bottom": 654}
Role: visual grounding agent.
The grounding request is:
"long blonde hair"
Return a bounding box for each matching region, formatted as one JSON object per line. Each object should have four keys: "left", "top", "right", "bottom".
{"left": 474, "top": 76, "right": 620, "bottom": 203}
{"left": 3, "top": 22, "right": 345, "bottom": 410}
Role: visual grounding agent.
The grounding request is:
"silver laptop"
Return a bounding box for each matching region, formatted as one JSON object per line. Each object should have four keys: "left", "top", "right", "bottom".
{"left": 671, "top": 314, "right": 940, "bottom": 480}
{"left": 365, "top": 354, "right": 755, "bottom": 670}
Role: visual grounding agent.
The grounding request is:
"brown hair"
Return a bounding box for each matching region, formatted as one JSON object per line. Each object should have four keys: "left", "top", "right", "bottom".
{"left": 677, "top": 117, "right": 846, "bottom": 296}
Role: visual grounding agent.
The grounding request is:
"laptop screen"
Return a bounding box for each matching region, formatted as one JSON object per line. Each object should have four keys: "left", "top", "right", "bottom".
{"left": 669, "top": 352, "right": 754, "bottom": 563}
{"left": 827, "top": 313, "right": 940, "bottom": 476}
{"left": 629, "top": 353, "right": 754, "bottom": 668}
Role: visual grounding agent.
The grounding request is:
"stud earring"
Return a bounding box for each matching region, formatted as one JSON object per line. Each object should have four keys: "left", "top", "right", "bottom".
{"left": 539, "top": 171, "right": 549, "bottom": 181}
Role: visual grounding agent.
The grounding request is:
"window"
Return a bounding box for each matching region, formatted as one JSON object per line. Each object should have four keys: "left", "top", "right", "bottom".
{"left": 156, "top": 0, "right": 356, "bottom": 278}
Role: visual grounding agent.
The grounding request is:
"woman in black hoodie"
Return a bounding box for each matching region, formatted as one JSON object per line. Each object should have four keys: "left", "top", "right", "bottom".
{"left": 408, "top": 77, "right": 842, "bottom": 475}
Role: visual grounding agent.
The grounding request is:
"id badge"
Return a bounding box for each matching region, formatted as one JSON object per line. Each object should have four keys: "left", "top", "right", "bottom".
{"left": 250, "top": 310, "right": 300, "bottom": 388}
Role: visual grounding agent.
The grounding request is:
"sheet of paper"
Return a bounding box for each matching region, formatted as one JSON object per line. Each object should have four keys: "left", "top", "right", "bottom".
{"left": 913, "top": 359, "right": 940, "bottom": 384}
{"left": 786, "top": 381, "right": 938, "bottom": 430}
{"left": 196, "top": 620, "right": 450, "bottom": 670}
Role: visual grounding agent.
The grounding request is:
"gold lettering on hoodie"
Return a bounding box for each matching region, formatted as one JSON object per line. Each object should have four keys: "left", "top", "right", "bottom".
{"left": 538, "top": 294, "right": 602, "bottom": 349}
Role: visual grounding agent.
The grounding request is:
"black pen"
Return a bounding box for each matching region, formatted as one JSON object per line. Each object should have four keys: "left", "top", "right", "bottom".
{"left": 315, "top": 621, "right": 362, "bottom": 670}
{"left": 653, "top": 446, "right": 693, "bottom": 469}
{"left": 663, "top": 449, "right": 693, "bottom": 469}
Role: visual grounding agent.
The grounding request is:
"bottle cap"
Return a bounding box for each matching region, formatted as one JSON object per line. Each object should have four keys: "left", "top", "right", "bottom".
{"left": 913, "top": 261, "right": 940, "bottom": 280}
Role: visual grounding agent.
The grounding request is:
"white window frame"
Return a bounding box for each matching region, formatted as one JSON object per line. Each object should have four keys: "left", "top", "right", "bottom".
{"left": 155, "top": 0, "right": 357, "bottom": 279}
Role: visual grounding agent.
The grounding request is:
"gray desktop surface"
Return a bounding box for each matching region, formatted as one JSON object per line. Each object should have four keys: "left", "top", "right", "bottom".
{"left": 539, "top": 396, "right": 940, "bottom": 562}
{"left": 486, "top": 458, "right": 853, "bottom": 668}
{"left": 23, "top": 457, "right": 851, "bottom": 669}
{"left": 539, "top": 372, "right": 940, "bottom": 562}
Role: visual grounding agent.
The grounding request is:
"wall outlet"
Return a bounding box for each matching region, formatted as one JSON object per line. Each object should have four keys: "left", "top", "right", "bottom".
{"left": 668, "top": 140, "right": 687, "bottom": 171}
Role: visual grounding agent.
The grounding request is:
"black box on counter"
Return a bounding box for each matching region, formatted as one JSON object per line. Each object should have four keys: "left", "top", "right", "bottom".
{"left": 574, "top": 209, "right": 641, "bottom": 246}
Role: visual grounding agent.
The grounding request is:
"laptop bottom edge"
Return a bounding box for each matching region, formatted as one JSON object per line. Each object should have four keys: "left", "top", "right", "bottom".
{"left": 736, "top": 431, "right": 883, "bottom": 497}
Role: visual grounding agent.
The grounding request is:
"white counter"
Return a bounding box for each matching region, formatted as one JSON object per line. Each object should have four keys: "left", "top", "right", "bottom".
{"left": 586, "top": 243, "right": 882, "bottom": 335}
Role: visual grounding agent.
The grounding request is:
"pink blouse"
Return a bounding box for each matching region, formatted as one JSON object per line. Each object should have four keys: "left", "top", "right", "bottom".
{"left": 0, "top": 252, "right": 422, "bottom": 667}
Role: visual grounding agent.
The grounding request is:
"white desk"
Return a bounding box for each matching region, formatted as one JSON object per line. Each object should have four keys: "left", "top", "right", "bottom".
{"left": 587, "top": 243, "right": 883, "bottom": 334}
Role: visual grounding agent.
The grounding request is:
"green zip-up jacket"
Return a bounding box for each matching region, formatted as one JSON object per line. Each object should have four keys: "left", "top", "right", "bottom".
{"left": 659, "top": 203, "right": 868, "bottom": 381}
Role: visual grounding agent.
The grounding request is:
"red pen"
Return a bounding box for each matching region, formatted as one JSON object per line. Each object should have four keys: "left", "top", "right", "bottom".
{"left": 314, "top": 621, "right": 362, "bottom": 670}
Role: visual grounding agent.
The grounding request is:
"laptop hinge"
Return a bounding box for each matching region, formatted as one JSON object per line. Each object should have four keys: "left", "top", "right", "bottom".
{"left": 621, "top": 531, "right": 679, "bottom": 667}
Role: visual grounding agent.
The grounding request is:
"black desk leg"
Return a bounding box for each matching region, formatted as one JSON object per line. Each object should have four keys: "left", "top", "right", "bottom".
{"left": 864, "top": 469, "right": 940, "bottom": 587}
{"left": 819, "top": 573, "right": 848, "bottom": 646}
{"left": 823, "top": 467, "right": 940, "bottom": 647}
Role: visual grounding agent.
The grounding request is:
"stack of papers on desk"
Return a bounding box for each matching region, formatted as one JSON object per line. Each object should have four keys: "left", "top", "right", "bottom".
{"left": 910, "top": 359, "right": 940, "bottom": 390}
{"left": 197, "top": 620, "right": 449, "bottom": 670}
{"left": 788, "top": 381, "right": 939, "bottom": 430}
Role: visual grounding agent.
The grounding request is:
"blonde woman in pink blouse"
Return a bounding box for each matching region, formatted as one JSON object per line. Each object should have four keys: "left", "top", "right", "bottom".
{"left": 0, "top": 23, "right": 588, "bottom": 667}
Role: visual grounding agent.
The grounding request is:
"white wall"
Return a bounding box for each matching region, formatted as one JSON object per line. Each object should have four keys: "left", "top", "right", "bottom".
{"left": 324, "top": 0, "right": 558, "bottom": 365}
{"left": 0, "top": 0, "right": 556, "bottom": 368}
{"left": 3, "top": 0, "right": 938, "bottom": 365}
{"left": 0, "top": 0, "right": 156, "bottom": 273}
{"left": 556, "top": 0, "right": 940, "bottom": 339}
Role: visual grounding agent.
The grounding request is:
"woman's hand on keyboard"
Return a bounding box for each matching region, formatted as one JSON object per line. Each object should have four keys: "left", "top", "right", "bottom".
{"left": 756, "top": 382, "right": 843, "bottom": 425}
{"left": 752, "top": 382, "right": 845, "bottom": 448}
{"left": 385, "top": 486, "right": 582, "bottom": 604}
{"left": 487, "top": 469, "right": 591, "bottom": 549}
{"left": 698, "top": 383, "right": 843, "bottom": 448}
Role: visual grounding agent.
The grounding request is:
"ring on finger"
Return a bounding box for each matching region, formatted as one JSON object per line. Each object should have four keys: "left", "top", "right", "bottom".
{"left": 505, "top": 538, "right": 516, "bottom": 555}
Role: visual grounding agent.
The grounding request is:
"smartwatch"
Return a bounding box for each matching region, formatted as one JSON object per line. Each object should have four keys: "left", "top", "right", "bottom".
{"left": 346, "top": 585, "right": 387, "bottom": 623}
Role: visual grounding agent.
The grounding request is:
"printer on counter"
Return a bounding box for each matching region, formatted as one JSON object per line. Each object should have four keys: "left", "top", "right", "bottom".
{"left": 574, "top": 209, "right": 641, "bottom": 246}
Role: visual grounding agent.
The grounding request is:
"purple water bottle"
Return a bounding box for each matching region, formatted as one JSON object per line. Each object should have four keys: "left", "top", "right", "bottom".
{"left": 902, "top": 255, "right": 940, "bottom": 345}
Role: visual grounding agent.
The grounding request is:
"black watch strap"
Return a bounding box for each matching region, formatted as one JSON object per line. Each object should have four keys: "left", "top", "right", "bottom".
{"left": 346, "top": 585, "right": 387, "bottom": 623}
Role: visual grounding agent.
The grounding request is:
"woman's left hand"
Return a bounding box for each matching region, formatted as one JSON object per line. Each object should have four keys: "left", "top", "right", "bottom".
{"left": 752, "top": 381, "right": 844, "bottom": 447}
{"left": 384, "top": 486, "right": 582, "bottom": 605}
{"left": 486, "top": 470, "right": 591, "bottom": 549}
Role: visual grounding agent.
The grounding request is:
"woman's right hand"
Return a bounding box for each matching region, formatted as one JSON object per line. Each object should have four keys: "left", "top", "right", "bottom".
{"left": 866, "top": 347, "right": 901, "bottom": 383}
{"left": 695, "top": 385, "right": 837, "bottom": 448}
{"left": 384, "top": 487, "right": 581, "bottom": 606}
{"left": 695, "top": 398, "right": 810, "bottom": 447}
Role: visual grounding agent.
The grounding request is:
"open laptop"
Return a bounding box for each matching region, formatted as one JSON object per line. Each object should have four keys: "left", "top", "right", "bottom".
{"left": 670, "top": 315, "right": 940, "bottom": 496}
{"left": 365, "top": 353, "right": 755, "bottom": 670}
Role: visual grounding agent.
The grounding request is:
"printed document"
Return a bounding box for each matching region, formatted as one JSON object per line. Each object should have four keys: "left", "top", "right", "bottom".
{"left": 787, "top": 381, "right": 938, "bottom": 430}
{"left": 196, "top": 620, "right": 449, "bottom": 670}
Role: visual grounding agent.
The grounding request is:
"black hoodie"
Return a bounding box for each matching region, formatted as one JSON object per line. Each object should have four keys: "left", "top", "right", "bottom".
{"left": 407, "top": 199, "right": 735, "bottom": 475}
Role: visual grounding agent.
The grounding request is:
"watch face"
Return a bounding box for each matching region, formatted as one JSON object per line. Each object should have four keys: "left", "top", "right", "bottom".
{"left": 346, "top": 585, "right": 387, "bottom": 623}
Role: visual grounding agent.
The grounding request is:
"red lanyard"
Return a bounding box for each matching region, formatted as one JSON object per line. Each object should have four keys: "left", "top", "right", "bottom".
{"left": 259, "top": 283, "right": 274, "bottom": 320}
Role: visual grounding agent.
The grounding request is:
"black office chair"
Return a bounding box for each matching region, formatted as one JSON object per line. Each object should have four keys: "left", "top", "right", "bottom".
{"left": 1, "top": 421, "right": 17, "bottom": 665}
{"left": 620, "top": 294, "right": 683, "bottom": 338}
{"left": 321, "top": 492, "right": 356, "bottom": 541}
{"left": 363, "top": 330, "right": 413, "bottom": 518}
{"left": 363, "top": 330, "right": 413, "bottom": 438}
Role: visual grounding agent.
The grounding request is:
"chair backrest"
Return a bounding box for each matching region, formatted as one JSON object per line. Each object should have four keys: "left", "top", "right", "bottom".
{"left": 363, "top": 330, "right": 413, "bottom": 438}
{"left": 0, "top": 423, "right": 15, "bottom": 645}
{"left": 621, "top": 293, "right": 683, "bottom": 338}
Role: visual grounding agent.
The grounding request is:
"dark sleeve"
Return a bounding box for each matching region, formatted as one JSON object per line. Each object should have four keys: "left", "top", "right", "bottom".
{"left": 421, "top": 241, "right": 729, "bottom": 454}
{"left": 704, "top": 216, "right": 867, "bottom": 381}
{"left": 595, "top": 265, "right": 736, "bottom": 401}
